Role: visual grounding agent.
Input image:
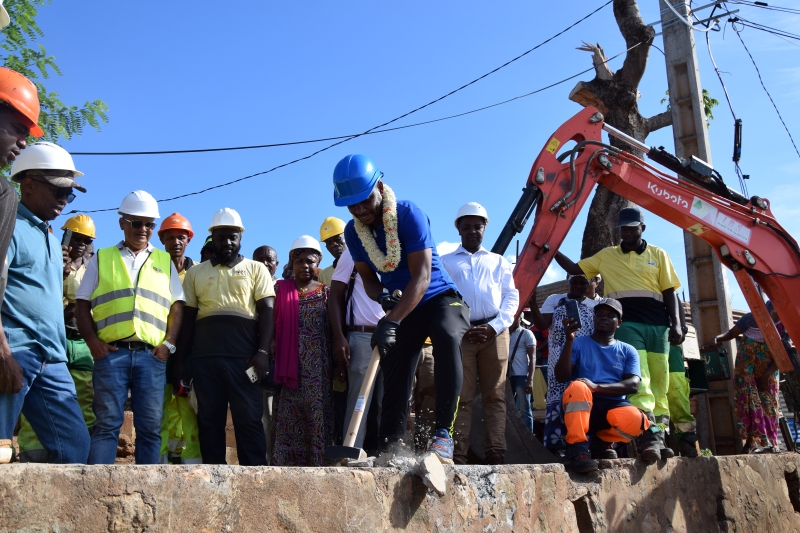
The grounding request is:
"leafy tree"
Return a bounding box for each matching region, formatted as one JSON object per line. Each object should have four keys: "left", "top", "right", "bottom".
{"left": 1, "top": 0, "right": 108, "bottom": 148}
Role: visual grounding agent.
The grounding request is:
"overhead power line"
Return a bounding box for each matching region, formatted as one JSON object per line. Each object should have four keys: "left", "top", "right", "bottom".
{"left": 67, "top": 40, "right": 645, "bottom": 214}
{"left": 72, "top": 1, "right": 613, "bottom": 157}
{"left": 732, "top": 23, "right": 800, "bottom": 160}
{"left": 726, "top": 0, "right": 800, "bottom": 15}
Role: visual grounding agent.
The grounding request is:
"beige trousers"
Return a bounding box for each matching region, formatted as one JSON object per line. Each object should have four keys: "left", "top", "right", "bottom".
{"left": 453, "top": 330, "right": 509, "bottom": 463}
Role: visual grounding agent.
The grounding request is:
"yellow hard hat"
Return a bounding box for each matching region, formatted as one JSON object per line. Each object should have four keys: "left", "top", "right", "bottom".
{"left": 61, "top": 214, "right": 96, "bottom": 239}
{"left": 319, "top": 216, "right": 346, "bottom": 242}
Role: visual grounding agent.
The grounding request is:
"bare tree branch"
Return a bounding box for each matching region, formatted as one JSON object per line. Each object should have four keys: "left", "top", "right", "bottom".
{"left": 577, "top": 41, "right": 614, "bottom": 81}
{"left": 613, "top": 0, "right": 655, "bottom": 88}
{"left": 646, "top": 110, "right": 673, "bottom": 133}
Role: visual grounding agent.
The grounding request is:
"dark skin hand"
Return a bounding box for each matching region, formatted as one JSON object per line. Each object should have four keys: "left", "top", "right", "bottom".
{"left": 0, "top": 325, "right": 22, "bottom": 394}
{"left": 0, "top": 105, "right": 30, "bottom": 167}
{"left": 76, "top": 299, "right": 118, "bottom": 360}
{"left": 555, "top": 306, "right": 640, "bottom": 395}
{"left": 173, "top": 306, "right": 199, "bottom": 388}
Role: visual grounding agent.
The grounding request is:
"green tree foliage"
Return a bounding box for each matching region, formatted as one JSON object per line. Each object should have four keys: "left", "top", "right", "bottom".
{"left": 1, "top": 0, "right": 108, "bottom": 144}
{"left": 661, "top": 89, "right": 720, "bottom": 128}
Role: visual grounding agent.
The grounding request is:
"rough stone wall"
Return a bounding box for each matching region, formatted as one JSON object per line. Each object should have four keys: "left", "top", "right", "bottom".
{"left": 1, "top": 454, "right": 799, "bottom": 532}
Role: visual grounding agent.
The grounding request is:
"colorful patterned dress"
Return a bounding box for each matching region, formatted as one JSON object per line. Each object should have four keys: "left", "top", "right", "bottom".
{"left": 272, "top": 284, "right": 334, "bottom": 466}
{"left": 733, "top": 312, "right": 781, "bottom": 446}
{"left": 543, "top": 295, "right": 599, "bottom": 453}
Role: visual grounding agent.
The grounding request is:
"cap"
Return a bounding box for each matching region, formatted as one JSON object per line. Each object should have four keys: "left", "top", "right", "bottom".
{"left": 595, "top": 297, "right": 623, "bottom": 318}
{"left": 37, "top": 174, "right": 86, "bottom": 193}
{"left": 617, "top": 207, "right": 644, "bottom": 227}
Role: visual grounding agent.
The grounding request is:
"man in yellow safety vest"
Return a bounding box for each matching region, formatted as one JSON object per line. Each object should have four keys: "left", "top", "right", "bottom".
{"left": 75, "top": 190, "right": 185, "bottom": 464}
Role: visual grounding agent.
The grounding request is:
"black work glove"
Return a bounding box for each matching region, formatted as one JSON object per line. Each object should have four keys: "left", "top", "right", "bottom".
{"left": 377, "top": 289, "right": 401, "bottom": 313}
{"left": 371, "top": 318, "right": 400, "bottom": 358}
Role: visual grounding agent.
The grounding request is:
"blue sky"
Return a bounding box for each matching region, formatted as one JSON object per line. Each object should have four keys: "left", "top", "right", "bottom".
{"left": 27, "top": 1, "right": 800, "bottom": 311}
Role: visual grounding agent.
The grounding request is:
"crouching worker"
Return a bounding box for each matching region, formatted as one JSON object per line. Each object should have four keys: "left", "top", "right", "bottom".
{"left": 556, "top": 298, "right": 649, "bottom": 474}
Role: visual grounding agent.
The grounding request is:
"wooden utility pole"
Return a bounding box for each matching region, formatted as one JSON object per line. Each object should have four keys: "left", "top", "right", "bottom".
{"left": 659, "top": 0, "right": 739, "bottom": 455}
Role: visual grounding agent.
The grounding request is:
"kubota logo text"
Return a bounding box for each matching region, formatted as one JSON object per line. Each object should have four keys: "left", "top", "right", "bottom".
{"left": 647, "top": 182, "right": 688, "bottom": 208}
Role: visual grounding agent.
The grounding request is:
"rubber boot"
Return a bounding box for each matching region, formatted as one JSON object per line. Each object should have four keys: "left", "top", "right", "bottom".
{"left": 659, "top": 431, "right": 675, "bottom": 459}
{"left": 638, "top": 430, "right": 661, "bottom": 462}
{"left": 678, "top": 432, "right": 700, "bottom": 458}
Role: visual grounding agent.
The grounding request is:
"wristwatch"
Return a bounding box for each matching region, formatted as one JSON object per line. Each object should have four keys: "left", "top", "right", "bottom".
{"left": 162, "top": 341, "right": 177, "bottom": 354}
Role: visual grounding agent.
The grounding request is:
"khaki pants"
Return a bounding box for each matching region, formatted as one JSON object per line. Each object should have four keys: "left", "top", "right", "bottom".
{"left": 453, "top": 330, "right": 509, "bottom": 463}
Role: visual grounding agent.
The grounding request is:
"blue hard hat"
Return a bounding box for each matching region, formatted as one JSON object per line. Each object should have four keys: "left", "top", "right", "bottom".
{"left": 333, "top": 154, "right": 383, "bottom": 207}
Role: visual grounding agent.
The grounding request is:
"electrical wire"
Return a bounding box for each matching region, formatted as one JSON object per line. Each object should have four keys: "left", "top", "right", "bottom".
{"left": 732, "top": 17, "right": 800, "bottom": 42}
{"left": 732, "top": 23, "right": 800, "bottom": 161}
{"left": 663, "top": 0, "right": 720, "bottom": 32}
{"left": 66, "top": 40, "right": 645, "bottom": 214}
{"left": 71, "top": 0, "right": 613, "bottom": 157}
{"left": 725, "top": 1, "right": 800, "bottom": 15}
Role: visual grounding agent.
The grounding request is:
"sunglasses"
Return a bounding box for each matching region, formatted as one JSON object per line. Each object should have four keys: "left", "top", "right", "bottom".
{"left": 32, "top": 177, "right": 76, "bottom": 204}
{"left": 72, "top": 236, "right": 94, "bottom": 245}
{"left": 122, "top": 218, "right": 157, "bottom": 230}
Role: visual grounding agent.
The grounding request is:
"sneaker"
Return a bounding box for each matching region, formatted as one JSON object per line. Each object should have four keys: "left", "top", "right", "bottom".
{"left": 679, "top": 433, "right": 700, "bottom": 458}
{"left": 638, "top": 431, "right": 661, "bottom": 462}
{"left": 429, "top": 429, "right": 454, "bottom": 464}
{"left": 571, "top": 453, "right": 598, "bottom": 474}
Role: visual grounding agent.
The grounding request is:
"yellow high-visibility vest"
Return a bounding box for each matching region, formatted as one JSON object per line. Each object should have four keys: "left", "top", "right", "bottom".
{"left": 90, "top": 246, "right": 172, "bottom": 346}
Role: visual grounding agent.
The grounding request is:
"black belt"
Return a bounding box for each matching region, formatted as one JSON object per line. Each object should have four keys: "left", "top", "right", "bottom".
{"left": 110, "top": 340, "right": 154, "bottom": 351}
{"left": 470, "top": 316, "right": 496, "bottom": 327}
{"left": 348, "top": 325, "right": 377, "bottom": 333}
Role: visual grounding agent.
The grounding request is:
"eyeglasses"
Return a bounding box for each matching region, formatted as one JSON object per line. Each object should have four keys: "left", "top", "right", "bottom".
{"left": 122, "top": 218, "right": 157, "bottom": 230}
{"left": 31, "top": 177, "right": 76, "bottom": 204}
{"left": 72, "top": 236, "right": 94, "bottom": 245}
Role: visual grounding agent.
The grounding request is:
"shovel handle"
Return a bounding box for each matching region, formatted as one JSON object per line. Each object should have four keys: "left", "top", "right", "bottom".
{"left": 342, "top": 346, "right": 381, "bottom": 448}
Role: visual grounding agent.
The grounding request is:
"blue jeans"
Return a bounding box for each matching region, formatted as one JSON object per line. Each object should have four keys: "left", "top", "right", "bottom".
{"left": 509, "top": 375, "right": 534, "bottom": 432}
{"left": 89, "top": 347, "right": 166, "bottom": 464}
{"left": 0, "top": 348, "right": 89, "bottom": 463}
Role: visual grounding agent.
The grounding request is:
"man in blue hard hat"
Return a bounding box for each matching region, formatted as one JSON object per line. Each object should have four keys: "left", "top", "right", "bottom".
{"left": 332, "top": 154, "right": 470, "bottom": 463}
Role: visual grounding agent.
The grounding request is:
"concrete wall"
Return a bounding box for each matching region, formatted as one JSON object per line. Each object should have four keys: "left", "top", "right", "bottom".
{"left": 2, "top": 454, "right": 799, "bottom": 532}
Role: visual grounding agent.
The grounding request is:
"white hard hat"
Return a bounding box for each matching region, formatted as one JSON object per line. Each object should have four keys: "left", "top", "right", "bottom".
{"left": 454, "top": 202, "right": 489, "bottom": 228}
{"left": 10, "top": 141, "right": 84, "bottom": 182}
{"left": 209, "top": 207, "right": 245, "bottom": 232}
{"left": 118, "top": 190, "right": 160, "bottom": 218}
{"left": 289, "top": 235, "right": 322, "bottom": 254}
{"left": 0, "top": 1, "right": 9, "bottom": 29}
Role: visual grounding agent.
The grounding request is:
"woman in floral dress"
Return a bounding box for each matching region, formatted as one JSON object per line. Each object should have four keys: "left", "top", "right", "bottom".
{"left": 529, "top": 274, "right": 600, "bottom": 455}
{"left": 703, "top": 301, "right": 781, "bottom": 453}
{"left": 272, "top": 237, "right": 333, "bottom": 466}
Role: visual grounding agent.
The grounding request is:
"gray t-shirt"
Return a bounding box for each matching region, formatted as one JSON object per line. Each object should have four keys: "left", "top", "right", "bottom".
{"left": 508, "top": 328, "right": 536, "bottom": 377}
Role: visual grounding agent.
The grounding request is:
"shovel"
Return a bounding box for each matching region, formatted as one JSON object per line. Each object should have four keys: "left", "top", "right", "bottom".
{"left": 324, "top": 345, "right": 381, "bottom": 465}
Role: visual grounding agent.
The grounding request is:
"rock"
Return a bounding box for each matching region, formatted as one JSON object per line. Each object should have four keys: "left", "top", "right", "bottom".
{"left": 417, "top": 451, "right": 447, "bottom": 497}
{"left": 346, "top": 458, "right": 375, "bottom": 468}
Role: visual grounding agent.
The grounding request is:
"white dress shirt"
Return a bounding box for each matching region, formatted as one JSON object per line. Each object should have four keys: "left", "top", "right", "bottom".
{"left": 76, "top": 241, "right": 185, "bottom": 303}
{"left": 331, "top": 248, "right": 384, "bottom": 327}
{"left": 441, "top": 245, "right": 519, "bottom": 334}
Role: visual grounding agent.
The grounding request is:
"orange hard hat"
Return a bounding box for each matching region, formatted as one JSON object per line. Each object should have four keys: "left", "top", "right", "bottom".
{"left": 0, "top": 68, "right": 43, "bottom": 138}
{"left": 158, "top": 212, "right": 194, "bottom": 240}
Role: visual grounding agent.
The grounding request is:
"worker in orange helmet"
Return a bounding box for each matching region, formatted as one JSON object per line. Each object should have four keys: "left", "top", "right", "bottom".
{"left": 157, "top": 213, "right": 201, "bottom": 464}
{"left": 0, "top": 67, "right": 53, "bottom": 464}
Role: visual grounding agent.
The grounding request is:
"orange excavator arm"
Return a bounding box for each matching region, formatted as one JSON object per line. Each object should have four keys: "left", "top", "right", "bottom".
{"left": 493, "top": 106, "right": 800, "bottom": 372}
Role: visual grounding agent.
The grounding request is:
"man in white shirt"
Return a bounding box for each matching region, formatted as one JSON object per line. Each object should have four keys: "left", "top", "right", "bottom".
{"left": 327, "top": 247, "right": 385, "bottom": 452}
{"left": 75, "top": 191, "right": 185, "bottom": 465}
{"left": 442, "top": 202, "right": 519, "bottom": 465}
{"left": 508, "top": 316, "right": 536, "bottom": 432}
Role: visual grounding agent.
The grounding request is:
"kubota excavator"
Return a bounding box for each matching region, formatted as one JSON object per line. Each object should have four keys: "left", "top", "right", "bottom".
{"left": 492, "top": 106, "right": 800, "bottom": 374}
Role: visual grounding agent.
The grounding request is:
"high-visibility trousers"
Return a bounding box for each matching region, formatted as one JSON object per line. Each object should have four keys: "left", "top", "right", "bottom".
{"left": 667, "top": 344, "right": 697, "bottom": 436}
{"left": 562, "top": 380, "right": 650, "bottom": 446}
{"left": 616, "top": 322, "right": 670, "bottom": 422}
{"left": 159, "top": 385, "right": 201, "bottom": 463}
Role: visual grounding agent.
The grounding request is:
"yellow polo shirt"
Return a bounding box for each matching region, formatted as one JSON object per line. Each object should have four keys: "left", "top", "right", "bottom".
{"left": 578, "top": 241, "right": 680, "bottom": 325}
{"left": 183, "top": 255, "right": 275, "bottom": 357}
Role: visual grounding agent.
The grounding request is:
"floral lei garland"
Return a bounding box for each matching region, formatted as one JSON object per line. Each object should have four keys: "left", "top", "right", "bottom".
{"left": 354, "top": 183, "right": 401, "bottom": 272}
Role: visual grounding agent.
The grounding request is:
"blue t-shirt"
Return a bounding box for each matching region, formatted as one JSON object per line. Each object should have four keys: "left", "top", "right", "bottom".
{"left": 571, "top": 336, "right": 640, "bottom": 401}
{"left": 345, "top": 199, "right": 456, "bottom": 306}
{"left": 2, "top": 203, "right": 67, "bottom": 362}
